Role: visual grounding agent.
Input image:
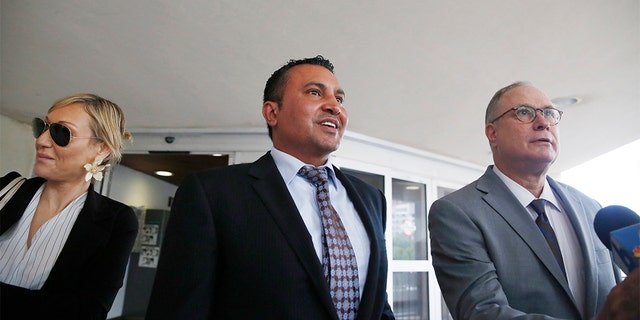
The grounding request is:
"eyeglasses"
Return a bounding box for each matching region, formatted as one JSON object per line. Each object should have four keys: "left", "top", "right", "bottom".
{"left": 491, "top": 105, "right": 563, "bottom": 126}
{"left": 32, "top": 118, "right": 98, "bottom": 147}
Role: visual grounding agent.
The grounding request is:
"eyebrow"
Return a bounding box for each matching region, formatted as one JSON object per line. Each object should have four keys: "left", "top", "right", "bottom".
{"left": 517, "top": 104, "right": 556, "bottom": 109}
{"left": 304, "top": 82, "right": 345, "bottom": 97}
{"left": 44, "top": 117, "right": 80, "bottom": 130}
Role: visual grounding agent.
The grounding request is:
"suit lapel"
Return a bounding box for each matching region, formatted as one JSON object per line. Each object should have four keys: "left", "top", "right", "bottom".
{"left": 477, "top": 168, "right": 574, "bottom": 299}
{"left": 333, "top": 167, "right": 381, "bottom": 320}
{"left": 548, "top": 178, "right": 599, "bottom": 317}
{"left": 43, "top": 187, "right": 111, "bottom": 288}
{"left": 334, "top": 167, "right": 379, "bottom": 252}
{"left": 248, "top": 153, "right": 338, "bottom": 319}
{"left": 0, "top": 177, "right": 45, "bottom": 234}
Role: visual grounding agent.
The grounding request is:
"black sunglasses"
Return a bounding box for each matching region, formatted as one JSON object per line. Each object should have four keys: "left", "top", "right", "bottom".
{"left": 32, "top": 118, "right": 98, "bottom": 147}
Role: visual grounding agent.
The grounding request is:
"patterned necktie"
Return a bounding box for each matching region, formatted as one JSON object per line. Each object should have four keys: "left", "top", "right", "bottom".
{"left": 530, "top": 199, "right": 566, "bottom": 276}
{"left": 298, "top": 165, "right": 359, "bottom": 320}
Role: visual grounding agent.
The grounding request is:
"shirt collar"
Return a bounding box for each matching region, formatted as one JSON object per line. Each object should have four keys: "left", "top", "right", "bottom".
{"left": 270, "top": 147, "right": 337, "bottom": 186}
{"left": 492, "top": 165, "right": 561, "bottom": 210}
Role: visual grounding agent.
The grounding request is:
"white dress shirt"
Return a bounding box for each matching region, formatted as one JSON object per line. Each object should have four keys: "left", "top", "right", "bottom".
{"left": 493, "top": 166, "right": 586, "bottom": 316}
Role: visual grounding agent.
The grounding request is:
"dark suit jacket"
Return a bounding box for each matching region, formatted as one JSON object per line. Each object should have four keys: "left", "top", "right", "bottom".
{"left": 147, "top": 152, "right": 394, "bottom": 319}
{"left": 0, "top": 171, "right": 139, "bottom": 320}
{"left": 428, "top": 166, "right": 619, "bottom": 320}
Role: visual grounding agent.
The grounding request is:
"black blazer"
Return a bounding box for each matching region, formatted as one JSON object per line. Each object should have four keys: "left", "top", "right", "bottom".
{"left": 0, "top": 172, "right": 139, "bottom": 320}
{"left": 147, "top": 152, "right": 394, "bottom": 319}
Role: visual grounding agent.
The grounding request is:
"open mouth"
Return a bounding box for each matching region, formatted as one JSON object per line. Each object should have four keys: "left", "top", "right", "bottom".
{"left": 320, "top": 121, "right": 338, "bottom": 129}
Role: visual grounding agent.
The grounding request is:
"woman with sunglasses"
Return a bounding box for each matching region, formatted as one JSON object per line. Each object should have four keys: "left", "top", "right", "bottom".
{"left": 0, "top": 94, "right": 138, "bottom": 319}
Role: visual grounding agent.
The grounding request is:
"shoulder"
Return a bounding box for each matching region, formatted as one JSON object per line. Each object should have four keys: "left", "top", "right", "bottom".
{"left": 549, "top": 177, "right": 591, "bottom": 198}
{"left": 182, "top": 162, "right": 254, "bottom": 184}
{"left": 335, "top": 169, "right": 386, "bottom": 211}
{"left": 90, "top": 189, "right": 130, "bottom": 210}
{"left": 428, "top": 177, "right": 490, "bottom": 225}
{"left": 1, "top": 172, "right": 46, "bottom": 196}
{"left": 192, "top": 153, "right": 268, "bottom": 180}
{"left": 433, "top": 166, "right": 510, "bottom": 207}
{"left": 180, "top": 153, "right": 274, "bottom": 187}
{"left": 436, "top": 178, "right": 483, "bottom": 205}
{"left": 1, "top": 171, "right": 22, "bottom": 185}
{"left": 89, "top": 190, "right": 138, "bottom": 230}
{"left": 548, "top": 177, "right": 601, "bottom": 208}
{"left": 337, "top": 169, "right": 381, "bottom": 193}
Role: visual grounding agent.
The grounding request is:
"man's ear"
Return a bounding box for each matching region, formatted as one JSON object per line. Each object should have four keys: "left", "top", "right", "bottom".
{"left": 485, "top": 123, "right": 497, "bottom": 147}
{"left": 262, "top": 101, "right": 279, "bottom": 127}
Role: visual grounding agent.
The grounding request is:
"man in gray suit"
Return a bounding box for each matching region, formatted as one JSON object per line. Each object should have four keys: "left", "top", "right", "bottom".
{"left": 428, "top": 81, "right": 639, "bottom": 319}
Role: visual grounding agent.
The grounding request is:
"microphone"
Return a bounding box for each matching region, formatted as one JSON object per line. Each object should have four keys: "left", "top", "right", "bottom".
{"left": 594, "top": 205, "right": 640, "bottom": 274}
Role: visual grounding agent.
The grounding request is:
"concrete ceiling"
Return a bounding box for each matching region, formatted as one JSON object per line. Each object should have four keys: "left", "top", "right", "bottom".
{"left": 1, "top": 0, "right": 638, "bottom": 176}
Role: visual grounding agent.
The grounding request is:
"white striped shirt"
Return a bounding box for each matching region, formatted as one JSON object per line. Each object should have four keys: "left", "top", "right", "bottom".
{"left": 0, "top": 184, "right": 86, "bottom": 289}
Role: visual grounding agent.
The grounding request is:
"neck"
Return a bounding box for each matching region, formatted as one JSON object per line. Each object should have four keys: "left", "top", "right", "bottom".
{"left": 40, "top": 180, "right": 91, "bottom": 213}
{"left": 273, "top": 146, "right": 330, "bottom": 167}
{"left": 494, "top": 163, "right": 547, "bottom": 198}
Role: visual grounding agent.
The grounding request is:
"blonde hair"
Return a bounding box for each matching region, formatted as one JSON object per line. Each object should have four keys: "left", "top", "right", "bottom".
{"left": 49, "top": 93, "right": 132, "bottom": 165}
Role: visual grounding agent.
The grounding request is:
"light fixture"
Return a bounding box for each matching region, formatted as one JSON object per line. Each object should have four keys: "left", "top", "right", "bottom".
{"left": 405, "top": 186, "right": 420, "bottom": 190}
{"left": 551, "top": 96, "right": 581, "bottom": 108}
{"left": 155, "top": 170, "right": 173, "bottom": 177}
{"left": 212, "top": 153, "right": 223, "bottom": 157}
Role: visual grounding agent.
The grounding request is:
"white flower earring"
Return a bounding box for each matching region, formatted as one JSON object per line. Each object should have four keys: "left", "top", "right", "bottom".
{"left": 84, "top": 156, "right": 110, "bottom": 182}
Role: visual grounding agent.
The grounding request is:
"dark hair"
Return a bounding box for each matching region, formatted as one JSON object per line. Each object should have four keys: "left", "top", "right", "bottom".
{"left": 263, "top": 55, "right": 335, "bottom": 103}
{"left": 263, "top": 55, "right": 335, "bottom": 139}
{"left": 485, "top": 81, "right": 532, "bottom": 124}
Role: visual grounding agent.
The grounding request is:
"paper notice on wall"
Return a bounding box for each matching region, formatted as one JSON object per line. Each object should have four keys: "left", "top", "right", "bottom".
{"left": 139, "top": 245, "right": 160, "bottom": 268}
{"left": 140, "top": 224, "right": 159, "bottom": 245}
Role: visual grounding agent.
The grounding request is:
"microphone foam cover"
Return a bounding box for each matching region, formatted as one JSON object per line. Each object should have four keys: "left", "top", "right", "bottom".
{"left": 594, "top": 205, "right": 640, "bottom": 249}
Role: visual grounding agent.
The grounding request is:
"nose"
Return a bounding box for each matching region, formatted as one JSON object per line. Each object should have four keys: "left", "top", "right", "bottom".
{"left": 323, "top": 98, "right": 342, "bottom": 116}
{"left": 533, "top": 110, "right": 551, "bottom": 130}
{"left": 35, "top": 128, "right": 53, "bottom": 147}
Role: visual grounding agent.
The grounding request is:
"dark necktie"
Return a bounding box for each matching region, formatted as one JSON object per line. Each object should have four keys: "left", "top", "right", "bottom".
{"left": 298, "top": 165, "right": 359, "bottom": 320}
{"left": 530, "top": 199, "right": 566, "bottom": 276}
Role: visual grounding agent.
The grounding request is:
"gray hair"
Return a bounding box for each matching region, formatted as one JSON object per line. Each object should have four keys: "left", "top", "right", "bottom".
{"left": 485, "top": 81, "right": 532, "bottom": 124}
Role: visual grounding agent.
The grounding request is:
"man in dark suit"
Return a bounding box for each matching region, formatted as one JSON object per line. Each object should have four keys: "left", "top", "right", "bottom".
{"left": 146, "top": 56, "right": 394, "bottom": 320}
{"left": 428, "top": 81, "right": 639, "bottom": 319}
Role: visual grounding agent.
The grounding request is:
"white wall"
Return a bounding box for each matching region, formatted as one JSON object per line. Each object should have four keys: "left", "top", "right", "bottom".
{"left": 105, "top": 164, "right": 178, "bottom": 319}
{"left": 560, "top": 138, "right": 640, "bottom": 214}
{"left": 107, "top": 164, "right": 177, "bottom": 211}
{"left": 0, "top": 115, "right": 35, "bottom": 176}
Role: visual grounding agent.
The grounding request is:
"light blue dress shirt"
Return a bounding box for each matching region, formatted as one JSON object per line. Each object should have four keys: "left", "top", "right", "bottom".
{"left": 271, "top": 147, "right": 370, "bottom": 297}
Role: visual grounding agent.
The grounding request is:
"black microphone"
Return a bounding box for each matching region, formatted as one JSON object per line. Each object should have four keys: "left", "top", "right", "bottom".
{"left": 594, "top": 205, "right": 640, "bottom": 274}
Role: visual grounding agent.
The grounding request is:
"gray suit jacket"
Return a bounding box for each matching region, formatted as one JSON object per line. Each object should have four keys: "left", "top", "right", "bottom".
{"left": 428, "top": 166, "right": 619, "bottom": 320}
